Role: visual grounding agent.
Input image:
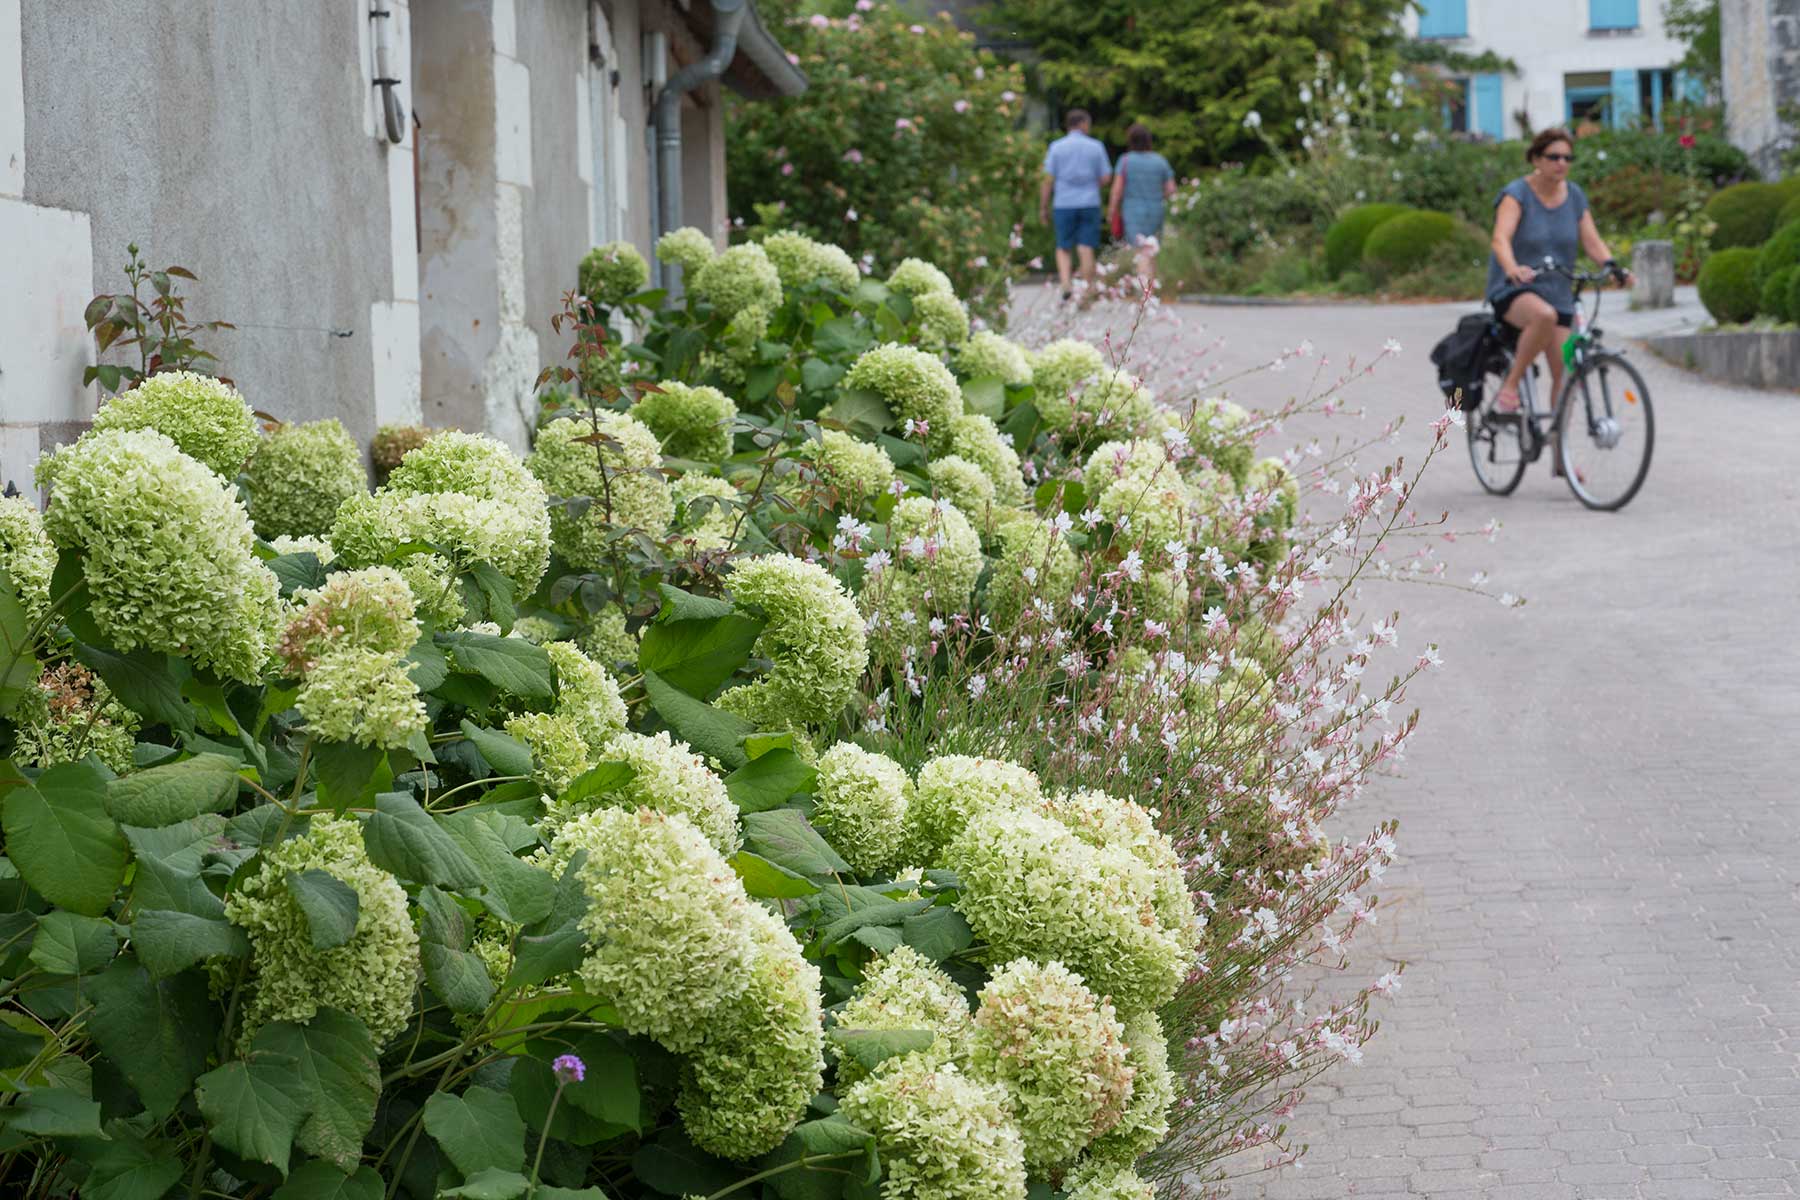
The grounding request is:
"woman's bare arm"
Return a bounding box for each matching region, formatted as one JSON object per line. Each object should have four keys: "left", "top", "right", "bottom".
{"left": 1490, "top": 194, "right": 1531, "bottom": 282}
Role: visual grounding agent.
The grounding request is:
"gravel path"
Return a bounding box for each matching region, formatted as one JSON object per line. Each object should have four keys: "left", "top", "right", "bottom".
{"left": 1041, "top": 292, "right": 1800, "bottom": 1200}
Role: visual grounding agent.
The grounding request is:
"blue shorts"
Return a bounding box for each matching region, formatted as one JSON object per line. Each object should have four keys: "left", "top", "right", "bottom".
{"left": 1053, "top": 206, "right": 1102, "bottom": 251}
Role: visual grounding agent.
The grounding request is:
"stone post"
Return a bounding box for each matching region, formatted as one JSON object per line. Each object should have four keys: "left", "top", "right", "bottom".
{"left": 1631, "top": 241, "right": 1676, "bottom": 310}
{"left": 1720, "top": 0, "right": 1800, "bottom": 178}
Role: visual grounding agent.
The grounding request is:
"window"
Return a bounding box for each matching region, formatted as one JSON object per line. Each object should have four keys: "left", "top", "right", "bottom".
{"left": 1441, "top": 78, "right": 1469, "bottom": 133}
{"left": 1638, "top": 68, "right": 1674, "bottom": 130}
{"left": 1589, "top": 0, "right": 1639, "bottom": 31}
{"left": 1418, "top": 0, "right": 1468, "bottom": 39}
{"left": 1565, "top": 72, "right": 1612, "bottom": 127}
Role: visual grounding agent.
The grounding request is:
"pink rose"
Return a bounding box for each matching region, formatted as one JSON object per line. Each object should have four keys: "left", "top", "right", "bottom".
{"left": 843, "top": 148, "right": 864, "bottom": 164}
{"left": 781, "top": 163, "right": 794, "bottom": 176}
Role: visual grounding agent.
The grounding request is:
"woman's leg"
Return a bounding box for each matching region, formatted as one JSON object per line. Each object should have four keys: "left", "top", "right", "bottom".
{"left": 1497, "top": 291, "right": 1560, "bottom": 406}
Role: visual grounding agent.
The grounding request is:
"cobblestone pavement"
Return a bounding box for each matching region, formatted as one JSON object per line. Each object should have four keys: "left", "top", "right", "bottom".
{"left": 1051, "top": 293, "right": 1800, "bottom": 1199}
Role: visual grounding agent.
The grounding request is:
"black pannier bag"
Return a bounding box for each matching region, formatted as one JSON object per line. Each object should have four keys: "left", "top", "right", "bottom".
{"left": 1429, "top": 313, "right": 1494, "bottom": 411}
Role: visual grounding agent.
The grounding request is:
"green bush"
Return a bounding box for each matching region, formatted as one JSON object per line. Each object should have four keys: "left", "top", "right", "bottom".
{"left": 1763, "top": 265, "right": 1798, "bottom": 321}
{"left": 1324, "top": 204, "right": 1412, "bottom": 279}
{"left": 1390, "top": 139, "right": 1520, "bottom": 223}
{"left": 1375, "top": 221, "right": 1490, "bottom": 299}
{"left": 1789, "top": 268, "right": 1800, "bottom": 326}
{"left": 1754, "top": 220, "right": 1800, "bottom": 291}
{"left": 1779, "top": 192, "right": 1800, "bottom": 231}
{"left": 1362, "top": 210, "right": 1457, "bottom": 280}
{"left": 1574, "top": 128, "right": 1754, "bottom": 189}
{"left": 1704, "top": 182, "right": 1789, "bottom": 249}
{"left": 1697, "top": 246, "right": 1761, "bottom": 322}
{"left": 1588, "top": 165, "right": 1692, "bottom": 228}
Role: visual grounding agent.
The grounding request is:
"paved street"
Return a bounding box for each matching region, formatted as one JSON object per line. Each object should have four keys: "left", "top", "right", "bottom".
{"left": 1050, "top": 292, "right": 1800, "bottom": 1199}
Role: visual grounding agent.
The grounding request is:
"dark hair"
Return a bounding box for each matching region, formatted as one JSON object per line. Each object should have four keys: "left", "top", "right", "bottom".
{"left": 1127, "top": 123, "right": 1152, "bottom": 151}
{"left": 1064, "top": 108, "right": 1091, "bottom": 131}
{"left": 1527, "top": 128, "right": 1574, "bottom": 162}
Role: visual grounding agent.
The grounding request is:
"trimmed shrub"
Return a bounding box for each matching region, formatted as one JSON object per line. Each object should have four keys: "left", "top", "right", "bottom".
{"left": 1361, "top": 210, "right": 1456, "bottom": 281}
{"left": 1704, "top": 183, "right": 1788, "bottom": 250}
{"left": 1587, "top": 165, "right": 1689, "bottom": 229}
{"left": 1752, "top": 220, "right": 1800, "bottom": 292}
{"left": 1763, "top": 266, "right": 1798, "bottom": 322}
{"left": 1779, "top": 192, "right": 1800, "bottom": 232}
{"left": 1324, "top": 204, "right": 1411, "bottom": 279}
{"left": 1789, "top": 268, "right": 1800, "bottom": 327}
{"left": 1697, "top": 247, "right": 1761, "bottom": 323}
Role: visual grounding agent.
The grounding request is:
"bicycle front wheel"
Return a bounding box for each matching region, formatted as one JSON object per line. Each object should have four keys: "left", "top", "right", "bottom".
{"left": 1556, "top": 353, "right": 1654, "bottom": 511}
{"left": 1466, "top": 376, "right": 1528, "bottom": 497}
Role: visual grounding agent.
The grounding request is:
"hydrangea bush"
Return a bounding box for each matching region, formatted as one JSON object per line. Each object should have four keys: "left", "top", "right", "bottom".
{"left": 0, "top": 229, "right": 1449, "bottom": 1199}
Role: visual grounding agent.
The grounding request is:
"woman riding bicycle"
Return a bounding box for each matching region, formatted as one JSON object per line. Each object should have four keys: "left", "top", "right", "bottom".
{"left": 1487, "top": 128, "right": 1631, "bottom": 418}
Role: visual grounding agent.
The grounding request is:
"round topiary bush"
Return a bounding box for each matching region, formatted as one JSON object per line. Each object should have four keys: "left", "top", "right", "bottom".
{"left": 1763, "top": 265, "right": 1798, "bottom": 322}
{"left": 1779, "top": 192, "right": 1800, "bottom": 233}
{"left": 1704, "top": 182, "right": 1788, "bottom": 250}
{"left": 1323, "top": 204, "right": 1412, "bottom": 279}
{"left": 1788, "top": 268, "right": 1800, "bottom": 327}
{"left": 1361, "top": 210, "right": 1457, "bottom": 281}
{"left": 1752, "top": 220, "right": 1800, "bottom": 292}
{"left": 1697, "top": 247, "right": 1762, "bottom": 323}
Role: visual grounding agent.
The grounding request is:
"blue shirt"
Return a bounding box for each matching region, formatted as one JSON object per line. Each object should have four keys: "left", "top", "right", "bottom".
{"left": 1043, "top": 131, "right": 1112, "bottom": 210}
{"left": 1485, "top": 178, "right": 1589, "bottom": 315}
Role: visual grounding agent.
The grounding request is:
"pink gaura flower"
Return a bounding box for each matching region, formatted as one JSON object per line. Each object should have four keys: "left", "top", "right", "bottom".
{"left": 953, "top": 99, "right": 970, "bottom": 114}
{"left": 1001, "top": 90, "right": 1017, "bottom": 103}
{"left": 895, "top": 117, "right": 914, "bottom": 131}
{"left": 843, "top": 148, "right": 864, "bottom": 164}
{"left": 808, "top": 13, "right": 830, "bottom": 28}
{"left": 909, "top": 23, "right": 925, "bottom": 33}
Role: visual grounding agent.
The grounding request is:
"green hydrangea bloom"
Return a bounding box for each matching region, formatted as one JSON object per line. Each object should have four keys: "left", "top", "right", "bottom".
{"left": 10, "top": 663, "right": 138, "bottom": 773}
{"left": 545, "top": 640, "right": 627, "bottom": 756}
{"left": 394, "top": 552, "right": 466, "bottom": 629}
{"left": 811, "top": 742, "right": 912, "bottom": 876}
{"left": 507, "top": 711, "right": 592, "bottom": 795}
{"left": 969, "top": 959, "right": 1133, "bottom": 1171}
{"left": 0, "top": 495, "right": 56, "bottom": 626}
{"left": 508, "top": 616, "right": 563, "bottom": 645}
{"left": 1085, "top": 1011, "right": 1175, "bottom": 1165}
{"left": 790, "top": 429, "right": 897, "bottom": 503}
{"left": 1084, "top": 440, "right": 1194, "bottom": 550}
{"left": 527, "top": 414, "right": 674, "bottom": 569}
{"left": 1040, "top": 789, "right": 1196, "bottom": 947}
{"left": 926, "top": 455, "right": 996, "bottom": 516}
{"left": 543, "top": 730, "right": 739, "bottom": 855}
{"left": 553, "top": 807, "right": 756, "bottom": 1050}
{"left": 244, "top": 419, "right": 367, "bottom": 540}
{"left": 763, "top": 231, "right": 861, "bottom": 293}
{"left": 832, "top": 944, "right": 973, "bottom": 1087}
{"left": 904, "top": 755, "right": 1041, "bottom": 869}
{"left": 716, "top": 554, "right": 867, "bottom": 731}
{"left": 1049, "top": 369, "right": 1155, "bottom": 439}
{"left": 39, "top": 428, "right": 281, "bottom": 683}
{"left": 1030, "top": 340, "right": 1105, "bottom": 413}
{"left": 670, "top": 474, "right": 740, "bottom": 552}
{"left": 677, "top": 902, "right": 825, "bottom": 1160}
{"left": 953, "top": 332, "right": 1033, "bottom": 387}
{"left": 579, "top": 241, "right": 651, "bottom": 307}
{"left": 1191, "top": 397, "right": 1256, "bottom": 486}
{"left": 945, "top": 804, "right": 1195, "bottom": 1016}
{"left": 268, "top": 535, "right": 336, "bottom": 565}
{"left": 844, "top": 344, "right": 962, "bottom": 435}
{"left": 295, "top": 647, "right": 427, "bottom": 749}
{"left": 887, "top": 258, "right": 956, "bottom": 298}
{"left": 1063, "top": 1160, "right": 1157, "bottom": 1200}
{"left": 984, "top": 513, "right": 1079, "bottom": 628}
{"left": 695, "top": 242, "right": 783, "bottom": 320}
{"left": 943, "top": 414, "right": 1026, "bottom": 507}
{"left": 385, "top": 429, "right": 541, "bottom": 507}
{"left": 280, "top": 566, "right": 419, "bottom": 673}
{"left": 371, "top": 423, "right": 434, "bottom": 477}
{"left": 913, "top": 291, "right": 972, "bottom": 354}
{"left": 840, "top": 1057, "right": 1027, "bottom": 1200}
{"left": 1247, "top": 456, "right": 1299, "bottom": 531}
{"left": 629, "top": 381, "right": 738, "bottom": 462}
{"left": 87, "top": 370, "right": 258, "bottom": 478}
{"left": 883, "top": 497, "right": 983, "bottom": 613}
{"left": 1186, "top": 465, "right": 1243, "bottom": 555}
{"left": 580, "top": 605, "right": 639, "bottom": 671}
{"left": 224, "top": 815, "right": 420, "bottom": 1048}
{"left": 656, "top": 226, "right": 716, "bottom": 277}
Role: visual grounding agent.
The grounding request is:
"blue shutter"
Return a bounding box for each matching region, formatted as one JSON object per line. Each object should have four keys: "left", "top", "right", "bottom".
{"left": 1610, "top": 69, "right": 1641, "bottom": 129}
{"left": 1674, "top": 69, "right": 1706, "bottom": 103}
{"left": 1418, "top": 0, "right": 1468, "bottom": 38}
{"left": 1589, "top": 0, "right": 1639, "bottom": 29}
{"left": 1472, "top": 74, "right": 1504, "bottom": 139}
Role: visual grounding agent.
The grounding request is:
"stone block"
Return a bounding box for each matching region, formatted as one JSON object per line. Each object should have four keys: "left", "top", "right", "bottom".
{"left": 1632, "top": 240, "right": 1676, "bottom": 309}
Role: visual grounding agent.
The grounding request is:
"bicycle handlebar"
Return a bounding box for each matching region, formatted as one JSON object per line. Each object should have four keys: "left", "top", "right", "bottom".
{"left": 1539, "top": 257, "right": 1629, "bottom": 288}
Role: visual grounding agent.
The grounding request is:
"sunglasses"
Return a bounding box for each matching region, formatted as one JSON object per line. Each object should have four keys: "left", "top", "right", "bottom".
{"left": 1541, "top": 152, "right": 1575, "bottom": 163}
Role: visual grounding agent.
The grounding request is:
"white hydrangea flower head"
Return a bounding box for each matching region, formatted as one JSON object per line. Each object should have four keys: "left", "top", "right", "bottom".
{"left": 393, "top": 552, "right": 466, "bottom": 629}
{"left": 811, "top": 742, "right": 913, "bottom": 876}
{"left": 1029, "top": 340, "right": 1105, "bottom": 418}
{"left": 656, "top": 225, "right": 717, "bottom": 277}
{"left": 943, "top": 413, "right": 1027, "bottom": 507}
{"left": 545, "top": 640, "right": 627, "bottom": 756}
{"left": 506, "top": 711, "right": 592, "bottom": 795}
{"left": 840, "top": 1057, "right": 1027, "bottom": 1200}
{"left": 695, "top": 242, "right": 784, "bottom": 319}
{"left": 224, "top": 815, "right": 421, "bottom": 1048}
{"left": 552, "top": 806, "right": 756, "bottom": 1050}
{"left": 984, "top": 513, "right": 1079, "bottom": 627}
{"left": 87, "top": 370, "right": 259, "bottom": 478}
{"left": 294, "top": 647, "right": 427, "bottom": 749}
{"left": 677, "top": 901, "right": 825, "bottom": 1160}
{"left": 953, "top": 331, "right": 1033, "bottom": 388}
{"left": 580, "top": 605, "right": 639, "bottom": 671}
{"left": 10, "top": 663, "right": 139, "bottom": 774}
{"left": 1085, "top": 1011, "right": 1175, "bottom": 1165}
{"left": 543, "top": 730, "right": 740, "bottom": 855}
{"left": 244, "top": 418, "right": 368, "bottom": 540}
{"left": 38, "top": 427, "right": 281, "bottom": 683}
{"left": 969, "top": 959, "right": 1133, "bottom": 1171}
{"left": 1084, "top": 439, "right": 1194, "bottom": 550}
{"left": 280, "top": 565, "right": 419, "bottom": 673}
{"left": 926, "top": 455, "right": 996, "bottom": 517}
{"left": 789, "top": 429, "right": 897, "bottom": 502}
{"left": 670, "top": 474, "right": 740, "bottom": 552}
{"left": 526, "top": 413, "right": 674, "bottom": 570}
{"left": 716, "top": 553, "right": 868, "bottom": 731}
{"left": 843, "top": 343, "right": 962, "bottom": 434}
{"left": 903, "top": 754, "right": 1041, "bottom": 867}
{"left": 1063, "top": 1159, "right": 1157, "bottom": 1200}
{"left": 763, "top": 230, "right": 861, "bottom": 293}
{"left": 1057, "top": 369, "right": 1156, "bottom": 439}
{"left": 1038, "top": 789, "right": 1196, "bottom": 947}
{"left": 912, "top": 290, "right": 972, "bottom": 354}
{"left": 886, "top": 257, "right": 957, "bottom": 299}
{"left": 891, "top": 496, "right": 982, "bottom": 605}
{"left": 0, "top": 495, "right": 56, "bottom": 626}
{"left": 579, "top": 240, "right": 651, "bottom": 307}
{"left": 629, "top": 381, "right": 738, "bottom": 462}
{"left": 1191, "top": 396, "right": 1256, "bottom": 485}
{"left": 832, "top": 944, "right": 973, "bottom": 1087}
{"left": 268, "top": 534, "right": 337, "bottom": 565}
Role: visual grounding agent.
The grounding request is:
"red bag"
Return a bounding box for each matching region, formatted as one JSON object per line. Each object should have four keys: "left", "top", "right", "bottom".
{"left": 1110, "top": 161, "right": 1127, "bottom": 240}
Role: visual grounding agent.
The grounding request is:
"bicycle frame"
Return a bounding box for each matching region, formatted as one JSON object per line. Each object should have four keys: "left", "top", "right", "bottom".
{"left": 1492, "top": 258, "right": 1624, "bottom": 459}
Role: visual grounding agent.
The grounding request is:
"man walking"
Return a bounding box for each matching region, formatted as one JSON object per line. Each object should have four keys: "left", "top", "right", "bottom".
{"left": 1040, "top": 109, "right": 1113, "bottom": 302}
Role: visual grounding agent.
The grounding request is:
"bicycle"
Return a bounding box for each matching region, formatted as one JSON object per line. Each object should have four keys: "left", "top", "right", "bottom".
{"left": 1464, "top": 258, "right": 1655, "bottom": 511}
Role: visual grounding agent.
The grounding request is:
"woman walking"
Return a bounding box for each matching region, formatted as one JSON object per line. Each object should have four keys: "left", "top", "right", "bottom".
{"left": 1108, "top": 123, "right": 1177, "bottom": 289}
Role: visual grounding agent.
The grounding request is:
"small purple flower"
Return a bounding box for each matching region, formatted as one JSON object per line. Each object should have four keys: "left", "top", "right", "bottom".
{"left": 553, "top": 1054, "right": 586, "bottom": 1085}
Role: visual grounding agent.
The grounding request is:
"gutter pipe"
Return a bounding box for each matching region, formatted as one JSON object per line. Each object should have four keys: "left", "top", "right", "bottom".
{"left": 651, "top": 0, "right": 748, "bottom": 296}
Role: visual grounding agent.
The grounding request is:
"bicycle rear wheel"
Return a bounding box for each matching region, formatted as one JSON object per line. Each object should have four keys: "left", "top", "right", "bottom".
{"left": 1556, "top": 352, "right": 1654, "bottom": 511}
{"left": 1465, "top": 370, "right": 1528, "bottom": 496}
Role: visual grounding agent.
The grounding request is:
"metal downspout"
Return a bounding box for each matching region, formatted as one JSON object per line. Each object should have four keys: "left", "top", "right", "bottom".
{"left": 651, "top": 0, "right": 747, "bottom": 296}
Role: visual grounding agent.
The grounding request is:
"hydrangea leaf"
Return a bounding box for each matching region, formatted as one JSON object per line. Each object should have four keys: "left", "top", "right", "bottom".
{"left": 814, "top": 317, "right": 874, "bottom": 358}
{"left": 85, "top": 958, "right": 214, "bottom": 1121}
{"left": 819, "top": 897, "right": 935, "bottom": 948}
{"left": 554, "top": 761, "right": 637, "bottom": 810}
{"left": 730, "top": 851, "right": 822, "bottom": 899}
{"left": 105, "top": 752, "right": 241, "bottom": 827}
{"left": 463, "top": 562, "right": 516, "bottom": 634}
{"left": 130, "top": 908, "right": 250, "bottom": 978}
{"left": 269, "top": 1162, "right": 382, "bottom": 1200}
{"left": 69, "top": 641, "right": 196, "bottom": 735}
{"left": 510, "top": 1055, "right": 622, "bottom": 1146}
{"left": 761, "top": 1115, "right": 881, "bottom": 1200}
{"left": 2, "top": 1086, "right": 104, "bottom": 1137}
{"left": 121, "top": 814, "right": 229, "bottom": 915}
{"left": 284, "top": 870, "right": 360, "bottom": 950}
{"left": 403, "top": 628, "right": 450, "bottom": 693}
{"left": 254, "top": 1010, "right": 381, "bottom": 1174}
{"left": 630, "top": 1129, "right": 740, "bottom": 1197}
{"left": 28, "top": 911, "right": 118, "bottom": 976}
{"left": 421, "top": 1085, "right": 527, "bottom": 1177}
{"left": 194, "top": 1055, "right": 309, "bottom": 1175}
{"left": 438, "top": 631, "right": 554, "bottom": 702}
{"left": 439, "top": 1169, "right": 529, "bottom": 1200}
{"left": 0, "top": 568, "right": 37, "bottom": 720}
{"left": 960, "top": 376, "right": 1007, "bottom": 420}
{"left": 265, "top": 552, "right": 329, "bottom": 599}
{"left": 459, "top": 721, "right": 535, "bottom": 778}
{"left": 362, "top": 791, "right": 482, "bottom": 890}
{"left": 1, "top": 760, "right": 128, "bottom": 916}
{"left": 900, "top": 906, "right": 975, "bottom": 963}
{"left": 1001, "top": 400, "right": 1042, "bottom": 455}
{"left": 742, "top": 808, "right": 851, "bottom": 878}
{"left": 642, "top": 669, "right": 753, "bottom": 770}
{"left": 559, "top": 1032, "right": 642, "bottom": 1131}
{"left": 829, "top": 388, "right": 893, "bottom": 439}
{"left": 724, "top": 748, "right": 817, "bottom": 814}
{"left": 311, "top": 740, "right": 386, "bottom": 811}
{"left": 418, "top": 886, "right": 495, "bottom": 1015}
{"left": 68, "top": 1130, "right": 187, "bottom": 1200}
{"left": 638, "top": 585, "right": 766, "bottom": 697}
{"left": 440, "top": 810, "right": 557, "bottom": 928}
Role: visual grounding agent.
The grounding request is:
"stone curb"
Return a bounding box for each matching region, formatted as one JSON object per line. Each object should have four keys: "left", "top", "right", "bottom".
{"left": 1643, "top": 328, "right": 1800, "bottom": 392}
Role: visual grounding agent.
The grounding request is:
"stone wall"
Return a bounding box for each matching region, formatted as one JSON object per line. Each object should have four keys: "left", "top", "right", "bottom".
{"left": 1722, "top": 0, "right": 1800, "bottom": 178}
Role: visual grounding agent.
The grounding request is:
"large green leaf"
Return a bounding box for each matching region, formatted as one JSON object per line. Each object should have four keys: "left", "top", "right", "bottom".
{"left": 724, "top": 748, "right": 816, "bottom": 814}
{"left": 105, "top": 752, "right": 240, "bottom": 827}
{"left": 820, "top": 897, "right": 935, "bottom": 948}
{"left": 271, "top": 1163, "right": 383, "bottom": 1200}
{"left": 440, "top": 1170, "right": 529, "bottom": 1200}
{"left": 438, "top": 631, "right": 554, "bottom": 701}
{"left": 1, "top": 1086, "right": 104, "bottom": 1137}
{"left": 195, "top": 1055, "right": 308, "bottom": 1175}
{"left": 638, "top": 585, "right": 765, "bottom": 697}
{"left": 459, "top": 720, "right": 535, "bottom": 777}
{"left": 285, "top": 869, "right": 360, "bottom": 950}
{"left": 418, "top": 886, "right": 495, "bottom": 1014}
{"left": 555, "top": 760, "right": 636, "bottom": 810}
{"left": 631, "top": 1130, "right": 739, "bottom": 1197}
{"left": 71, "top": 1131, "right": 187, "bottom": 1200}
{"left": 828, "top": 387, "right": 893, "bottom": 439}
{"left": 440, "top": 809, "right": 556, "bottom": 927}
{"left": 559, "top": 1032, "right": 642, "bottom": 1131}
{"left": 742, "top": 808, "right": 851, "bottom": 877}
{"left": 960, "top": 375, "right": 1007, "bottom": 419}
{"left": 642, "top": 669, "right": 753, "bottom": 770}
{"left": 255, "top": 1010, "right": 382, "bottom": 1174}
{"left": 130, "top": 908, "right": 250, "bottom": 977}
{"left": 266, "top": 552, "right": 329, "bottom": 599}
{"left": 510, "top": 1056, "right": 621, "bottom": 1146}
{"left": 465, "top": 562, "right": 516, "bottom": 634}
{"left": 311, "top": 739, "right": 385, "bottom": 811}
{"left": 362, "top": 792, "right": 482, "bottom": 890}
{"left": 422, "top": 1085, "right": 527, "bottom": 1177}
{"left": 0, "top": 568, "right": 37, "bottom": 720}
{"left": 900, "top": 906, "right": 974, "bottom": 963}
{"left": 404, "top": 628, "right": 450, "bottom": 692}
{"left": 814, "top": 317, "right": 873, "bottom": 358}
{"left": 828, "top": 1029, "right": 936, "bottom": 1076}
{"left": 121, "top": 814, "right": 228, "bottom": 915}
{"left": 505, "top": 855, "right": 588, "bottom": 988}
{"left": 730, "top": 851, "right": 821, "bottom": 899}
{"left": 70, "top": 641, "right": 195, "bottom": 734}
{"left": 762, "top": 1116, "right": 882, "bottom": 1200}
{"left": 85, "top": 957, "right": 215, "bottom": 1120}
{"left": 1, "top": 760, "right": 128, "bottom": 916}
{"left": 28, "top": 911, "right": 117, "bottom": 976}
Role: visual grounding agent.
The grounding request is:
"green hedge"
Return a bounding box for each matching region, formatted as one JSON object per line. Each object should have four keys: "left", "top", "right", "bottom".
{"left": 1705, "top": 183, "right": 1789, "bottom": 250}
{"left": 1789, "top": 269, "right": 1800, "bottom": 327}
{"left": 1763, "top": 266, "right": 1798, "bottom": 321}
{"left": 1779, "top": 192, "right": 1800, "bottom": 231}
{"left": 1324, "top": 204, "right": 1412, "bottom": 279}
{"left": 1754, "top": 220, "right": 1800, "bottom": 291}
{"left": 1362, "top": 210, "right": 1458, "bottom": 280}
{"left": 1697, "top": 247, "right": 1761, "bottom": 323}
